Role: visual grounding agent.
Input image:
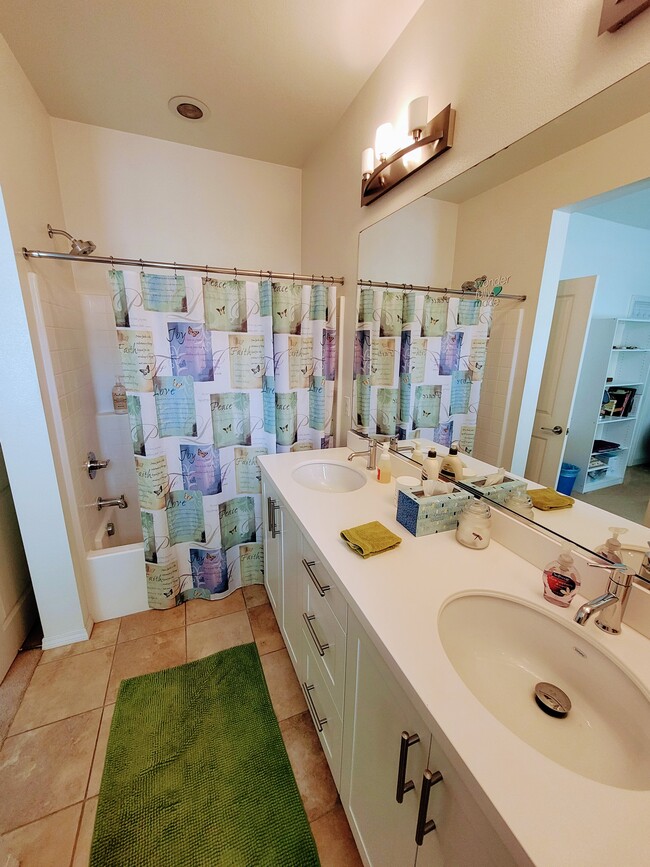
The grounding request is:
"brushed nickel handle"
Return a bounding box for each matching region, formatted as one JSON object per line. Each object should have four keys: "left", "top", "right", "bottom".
{"left": 415, "top": 768, "right": 444, "bottom": 845}
{"left": 267, "top": 497, "right": 280, "bottom": 538}
{"left": 302, "top": 682, "right": 327, "bottom": 732}
{"left": 303, "top": 613, "right": 329, "bottom": 656}
{"left": 541, "top": 425, "right": 563, "bottom": 435}
{"left": 396, "top": 730, "right": 420, "bottom": 803}
{"left": 302, "top": 558, "right": 330, "bottom": 595}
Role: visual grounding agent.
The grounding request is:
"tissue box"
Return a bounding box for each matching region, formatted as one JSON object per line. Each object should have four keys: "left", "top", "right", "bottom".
{"left": 396, "top": 486, "right": 472, "bottom": 537}
{"left": 466, "top": 476, "right": 527, "bottom": 505}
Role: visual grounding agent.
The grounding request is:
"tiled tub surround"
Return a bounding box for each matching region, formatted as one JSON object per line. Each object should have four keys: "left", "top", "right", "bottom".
{"left": 259, "top": 447, "right": 650, "bottom": 867}
{"left": 0, "top": 589, "right": 361, "bottom": 867}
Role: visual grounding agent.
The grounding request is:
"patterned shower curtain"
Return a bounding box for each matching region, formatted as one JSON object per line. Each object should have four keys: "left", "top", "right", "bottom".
{"left": 109, "top": 270, "right": 337, "bottom": 609}
{"left": 353, "top": 285, "right": 491, "bottom": 452}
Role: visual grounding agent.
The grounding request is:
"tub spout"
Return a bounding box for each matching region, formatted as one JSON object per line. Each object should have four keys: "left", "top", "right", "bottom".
{"left": 97, "top": 494, "right": 127, "bottom": 511}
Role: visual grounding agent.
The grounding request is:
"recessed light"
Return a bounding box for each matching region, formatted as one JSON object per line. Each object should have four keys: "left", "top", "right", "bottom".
{"left": 168, "top": 96, "right": 210, "bottom": 123}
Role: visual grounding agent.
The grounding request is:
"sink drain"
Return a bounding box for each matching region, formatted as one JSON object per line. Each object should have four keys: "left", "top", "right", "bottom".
{"left": 534, "top": 682, "right": 571, "bottom": 718}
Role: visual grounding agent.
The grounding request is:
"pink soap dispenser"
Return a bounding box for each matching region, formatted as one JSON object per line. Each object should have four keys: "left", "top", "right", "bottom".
{"left": 542, "top": 548, "right": 581, "bottom": 608}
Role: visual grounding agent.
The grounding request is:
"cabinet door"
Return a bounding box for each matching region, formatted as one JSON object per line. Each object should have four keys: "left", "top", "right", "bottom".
{"left": 342, "top": 611, "right": 430, "bottom": 867}
{"left": 261, "top": 477, "right": 283, "bottom": 624}
{"left": 280, "top": 508, "right": 304, "bottom": 673}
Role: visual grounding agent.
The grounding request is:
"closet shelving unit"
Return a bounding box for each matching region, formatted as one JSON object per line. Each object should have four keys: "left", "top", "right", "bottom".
{"left": 564, "top": 318, "right": 650, "bottom": 494}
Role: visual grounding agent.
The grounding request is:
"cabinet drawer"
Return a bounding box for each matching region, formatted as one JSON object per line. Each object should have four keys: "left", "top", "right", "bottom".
{"left": 302, "top": 580, "right": 346, "bottom": 714}
{"left": 302, "top": 637, "right": 343, "bottom": 787}
{"left": 300, "top": 537, "right": 347, "bottom": 631}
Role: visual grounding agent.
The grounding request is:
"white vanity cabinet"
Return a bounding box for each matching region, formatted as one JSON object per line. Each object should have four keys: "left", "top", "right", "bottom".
{"left": 342, "top": 610, "right": 516, "bottom": 867}
{"left": 260, "top": 468, "right": 517, "bottom": 867}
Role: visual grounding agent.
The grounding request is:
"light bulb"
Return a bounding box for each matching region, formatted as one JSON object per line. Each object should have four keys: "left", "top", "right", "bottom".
{"left": 408, "top": 96, "right": 428, "bottom": 139}
{"left": 375, "top": 123, "right": 394, "bottom": 162}
{"left": 361, "top": 148, "right": 375, "bottom": 177}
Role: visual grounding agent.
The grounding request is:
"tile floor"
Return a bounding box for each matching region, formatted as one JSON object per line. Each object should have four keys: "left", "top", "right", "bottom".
{"left": 0, "top": 586, "right": 362, "bottom": 866}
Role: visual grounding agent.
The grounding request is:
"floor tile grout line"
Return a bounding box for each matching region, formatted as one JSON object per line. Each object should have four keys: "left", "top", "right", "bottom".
{"left": 0, "top": 797, "right": 85, "bottom": 838}
{"left": 3, "top": 704, "right": 105, "bottom": 742}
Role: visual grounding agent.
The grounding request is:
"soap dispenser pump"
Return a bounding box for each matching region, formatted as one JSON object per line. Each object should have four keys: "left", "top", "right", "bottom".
{"left": 542, "top": 548, "right": 581, "bottom": 608}
{"left": 377, "top": 441, "right": 392, "bottom": 484}
{"left": 411, "top": 440, "right": 425, "bottom": 464}
{"left": 594, "top": 527, "right": 628, "bottom": 564}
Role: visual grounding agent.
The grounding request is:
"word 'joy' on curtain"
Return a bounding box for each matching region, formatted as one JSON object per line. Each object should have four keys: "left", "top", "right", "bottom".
{"left": 109, "top": 269, "right": 337, "bottom": 609}
{"left": 352, "top": 285, "right": 492, "bottom": 453}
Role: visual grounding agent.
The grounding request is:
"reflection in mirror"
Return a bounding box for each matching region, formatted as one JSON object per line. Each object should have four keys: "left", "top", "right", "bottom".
{"left": 356, "top": 86, "right": 650, "bottom": 576}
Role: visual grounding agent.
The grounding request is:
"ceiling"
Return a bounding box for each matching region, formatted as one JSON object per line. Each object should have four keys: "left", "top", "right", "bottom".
{"left": 0, "top": 0, "right": 424, "bottom": 168}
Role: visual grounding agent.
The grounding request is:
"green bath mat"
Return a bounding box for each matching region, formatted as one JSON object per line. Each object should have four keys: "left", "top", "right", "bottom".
{"left": 91, "top": 643, "right": 320, "bottom": 867}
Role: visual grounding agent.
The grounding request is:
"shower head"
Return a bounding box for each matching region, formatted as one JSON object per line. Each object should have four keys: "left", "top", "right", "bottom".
{"left": 47, "top": 224, "right": 96, "bottom": 256}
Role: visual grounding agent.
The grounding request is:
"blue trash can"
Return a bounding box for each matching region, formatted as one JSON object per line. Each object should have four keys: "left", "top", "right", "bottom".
{"left": 557, "top": 462, "right": 580, "bottom": 496}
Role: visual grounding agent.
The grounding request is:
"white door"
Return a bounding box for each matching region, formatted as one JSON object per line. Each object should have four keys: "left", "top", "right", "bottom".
{"left": 0, "top": 446, "right": 35, "bottom": 682}
{"left": 526, "top": 276, "right": 597, "bottom": 487}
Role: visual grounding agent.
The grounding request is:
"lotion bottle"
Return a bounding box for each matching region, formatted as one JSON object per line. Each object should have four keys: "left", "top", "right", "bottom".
{"left": 411, "top": 440, "right": 425, "bottom": 465}
{"left": 377, "top": 441, "right": 392, "bottom": 484}
{"left": 421, "top": 449, "right": 442, "bottom": 482}
{"left": 112, "top": 377, "right": 127, "bottom": 414}
{"left": 440, "top": 444, "right": 464, "bottom": 481}
{"left": 542, "top": 548, "right": 581, "bottom": 608}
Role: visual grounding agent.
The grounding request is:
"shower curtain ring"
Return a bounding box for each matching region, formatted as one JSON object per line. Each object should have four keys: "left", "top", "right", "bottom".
{"left": 139, "top": 259, "right": 144, "bottom": 275}
{"left": 173, "top": 261, "right": 177, "bottom": 278}
{"left": 110, "top": 256, "right": 115, "bottom": 272}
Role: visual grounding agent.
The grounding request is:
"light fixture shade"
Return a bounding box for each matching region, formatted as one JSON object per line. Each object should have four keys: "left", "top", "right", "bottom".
{"left": 408, "top": 96, "right": 429, "bottom": 135}
{"left": 361, "top": 148, "right": 375, "bottom": 176}
{"left": 375, "top": 123, "right": 394, "bottom": 161}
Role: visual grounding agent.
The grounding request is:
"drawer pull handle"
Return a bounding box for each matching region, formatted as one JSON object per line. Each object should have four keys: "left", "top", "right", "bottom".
{"left": 302, "top": 558, "right": 330, "bottom": 596}
{"left": 303, "top": 613, "right": 329, "bottom": 656}
{"left": 302, "top": 682, "right": 327, "bottom": 732}
{"left": 267, "top": 497, "right": 281, "bottom": 538}
{"left": 396, "top": 730, "right": 420, "bottom": 803}
{"left": 415, "top": 768, "right": 444, "bottom": 845}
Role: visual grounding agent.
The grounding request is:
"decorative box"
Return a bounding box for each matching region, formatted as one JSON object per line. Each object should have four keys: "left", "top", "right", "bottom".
{"left": 466, "top": 476, "right": 527, "bottom": 505}
{"left": 396, "top": 486, "right": 472, "bottom": 537}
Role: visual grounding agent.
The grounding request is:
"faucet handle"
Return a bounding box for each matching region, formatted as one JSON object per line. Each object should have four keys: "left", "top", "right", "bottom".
{"left": 589, "top": 561, "right": 635, "bottom": 586}
{"left": 589, "top": 562, "right": 631, "bottom": 571}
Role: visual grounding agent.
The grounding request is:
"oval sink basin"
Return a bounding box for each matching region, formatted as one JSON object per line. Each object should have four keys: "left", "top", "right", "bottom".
{"left": 292, "top": 461, "right": 367, "bottom": 493}
{"left": 438, "top": 593, "right": 650, "bottom": 790}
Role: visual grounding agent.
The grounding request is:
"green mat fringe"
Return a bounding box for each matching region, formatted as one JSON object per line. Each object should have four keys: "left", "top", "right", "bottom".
{"left": 90, "top": 643, "right": 320, "bottom": 867}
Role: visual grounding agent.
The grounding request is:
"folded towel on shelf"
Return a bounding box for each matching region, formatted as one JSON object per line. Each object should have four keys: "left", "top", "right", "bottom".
{"left": 529, "top": 488, "right": 574, "bottom": 511}
{"left": 340, "top": 521, "right": 402, "bottom": 558}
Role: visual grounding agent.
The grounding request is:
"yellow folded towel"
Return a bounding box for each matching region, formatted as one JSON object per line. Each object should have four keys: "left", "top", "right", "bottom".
{"left": 529, "top": 488, "right": 574, "bottom": 511}
{"left": 340, "top": 521, "right": 402, "bottom": 558}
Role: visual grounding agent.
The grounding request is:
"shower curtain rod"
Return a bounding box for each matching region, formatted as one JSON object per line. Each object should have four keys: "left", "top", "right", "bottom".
{"left": 21, "top": 248, "right": 345, "bottom": 286}
{"left": 357, "top": 278, "right": 526, "bottom": 302}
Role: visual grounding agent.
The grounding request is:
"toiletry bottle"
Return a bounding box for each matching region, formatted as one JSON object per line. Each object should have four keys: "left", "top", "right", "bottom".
{"left": 542, "top": 548, "right": 581, "bottom": 608}
{"left": 456, "top": 499, "right": 491, "bottom": 549}
{"left": 421, "top": 449, "right": 441, "bottom": 482}
{"left": 594, "top": 526, "right": 627, "bottom": 564}
{"left": 377, "top": 441, "right": 392, "bottom": 484}
{"left": 440, "top": 444, "right": 464, "bottom": 481}
{"left": 411, "top": 440, "right": 425, "bottom": 465}
{"left": 112, "top": 377, "right": 127, "bottom": 414}
{"left": 504, "top": 489, "right": 535, "bottom": 519}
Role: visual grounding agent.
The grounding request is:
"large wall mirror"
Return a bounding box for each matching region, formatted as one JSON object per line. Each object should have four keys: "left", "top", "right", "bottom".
{"left": 355, "top": 62, "right": 650, "bottom": 570}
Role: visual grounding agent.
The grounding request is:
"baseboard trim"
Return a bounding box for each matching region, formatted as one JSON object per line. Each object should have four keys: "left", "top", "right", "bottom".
{"left": 41, "top": 627, "right": 90, "bottom": 650}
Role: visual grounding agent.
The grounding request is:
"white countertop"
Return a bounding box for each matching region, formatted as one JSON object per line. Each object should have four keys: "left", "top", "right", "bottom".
{"left": 259, "top": 447, "right": 650, "bottom": 867}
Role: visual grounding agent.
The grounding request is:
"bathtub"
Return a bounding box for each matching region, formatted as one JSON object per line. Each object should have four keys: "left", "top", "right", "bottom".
{"left": 86, "top": 511, "right": 149, "bottom": 621}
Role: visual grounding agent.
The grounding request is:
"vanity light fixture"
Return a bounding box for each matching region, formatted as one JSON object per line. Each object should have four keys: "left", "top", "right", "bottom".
{"left": 360, "top": 99, "right": 455, "bottom": 207}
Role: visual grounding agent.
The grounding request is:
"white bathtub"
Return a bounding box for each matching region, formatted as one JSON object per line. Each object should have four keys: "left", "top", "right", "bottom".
{"left": 86, "top": 512, "right": 148, "bottom": 621}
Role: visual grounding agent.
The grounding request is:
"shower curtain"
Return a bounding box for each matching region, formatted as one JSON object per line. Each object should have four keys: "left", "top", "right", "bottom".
{"left": 353, "top": 285, "right": 491, "bottom": 453}
{"left": 109, "top": 270, "right": 337, "bottom": 609}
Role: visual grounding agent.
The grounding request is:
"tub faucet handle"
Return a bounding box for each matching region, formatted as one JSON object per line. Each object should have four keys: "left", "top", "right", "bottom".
{"left": 87, "top": 451, "right": 110, "bottom": 479}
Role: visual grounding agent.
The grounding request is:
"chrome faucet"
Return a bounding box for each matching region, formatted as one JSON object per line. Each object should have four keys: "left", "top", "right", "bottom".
{"left": 574, "top": 562, "right": 635, "bottom": 635}
{"left": 347, "top": 437, "right": 382, "bottom": 470}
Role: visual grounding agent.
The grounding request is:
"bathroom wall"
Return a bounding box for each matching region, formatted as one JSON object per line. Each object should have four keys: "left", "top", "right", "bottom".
{"left": 300, "top": 0, "right": 650, "bottom": 444}
{"left": 0, "top": 34, "right": 90, "bottom": 647}
{"left": 560, "top": 212, "right": 650, "bottom": 465}
{"left": 49, "top": 120, "right": 303, "bottom": 526}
